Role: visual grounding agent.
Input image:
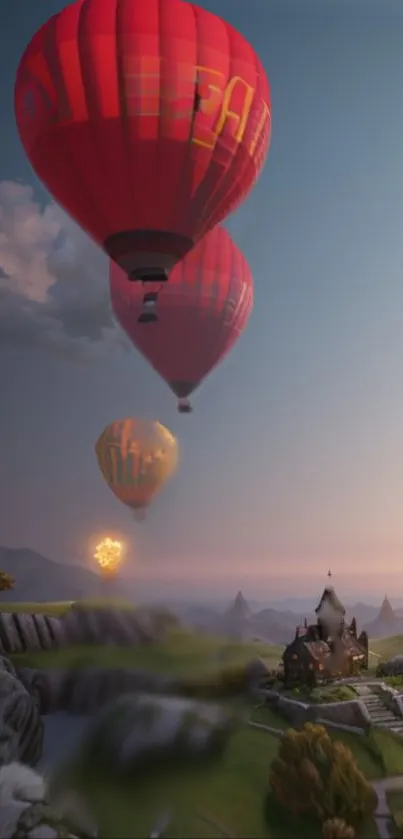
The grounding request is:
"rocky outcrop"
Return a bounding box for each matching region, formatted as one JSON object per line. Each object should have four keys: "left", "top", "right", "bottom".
{"left": 0, "top": 612, "right": 59, "bottom": 655}
{"left": 0, "top": 606, "right": 169, "bottom": 656}
{"left": 0, "top": 669, "right": 43, "bottom": 767}
{"left": 16, "top": 656, "right": 270, "bottom": 716}
{"left": 377, "top": 656, "right": 403, "bottom": 677}
{"left": 57, "top": 667, "right": 182, "bottom": 714}
{"left": 17, "top": 668, "right": 66, "bottom": 715}
{"left": 15, "top": 666, "right": 182, "bottom": 714}
{"left": 0, "top": 762, "right": 97, "bottom": 839}
{"left": 76, "top": 692, "right": 236, "bottom": 775}
{"left": 59, "top": 606, "right": 157, "bottom": 646}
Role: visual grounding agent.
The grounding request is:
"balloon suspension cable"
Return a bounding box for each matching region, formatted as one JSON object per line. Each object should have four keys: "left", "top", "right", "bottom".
{"left": 178, "top": 398, "right": 193, "bottom": 414}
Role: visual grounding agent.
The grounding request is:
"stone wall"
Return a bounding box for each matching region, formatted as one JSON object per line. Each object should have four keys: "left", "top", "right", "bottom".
{"left": 375, "top": 682, "right": 403, "bottom": 718}
{"left": 264, "top": 689, "right": 371, "bottom": 731}
{"left": 0, "top": 607, "right": 163, "bottom": 656}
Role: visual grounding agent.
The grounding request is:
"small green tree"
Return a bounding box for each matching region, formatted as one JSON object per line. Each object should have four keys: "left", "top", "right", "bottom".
{"left": 323, "top": 817, "right": 355, "bottom": 838}
{"left": 269, "top": 723, "right": 376, "bottom": 827}
{"left": 0, "top": 571, "right": 14, "bottom": 592}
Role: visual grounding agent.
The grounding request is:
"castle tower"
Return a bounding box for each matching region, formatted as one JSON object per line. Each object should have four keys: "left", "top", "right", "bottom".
{"left": 315, "top": 570, "right": 345, "bottom": 640}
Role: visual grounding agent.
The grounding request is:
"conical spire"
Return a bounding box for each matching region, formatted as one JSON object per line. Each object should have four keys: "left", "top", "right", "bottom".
{"left": 229, "top": 590, "right": 250, "bottom": 620}
{"left": 379, "top": 595, "right": 394, "bottom": 622}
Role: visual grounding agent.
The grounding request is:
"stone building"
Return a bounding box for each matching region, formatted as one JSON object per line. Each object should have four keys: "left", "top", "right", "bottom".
{"left": 282, "top": 578, "right": 368, "bottom": 687}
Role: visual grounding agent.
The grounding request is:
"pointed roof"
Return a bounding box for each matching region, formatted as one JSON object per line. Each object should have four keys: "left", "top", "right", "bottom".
{"left": 315, "top": 586, "right": 345, "bottom": 616}
{"left": 378, "top": 595, "right": 394, "bottom": 622}
{"left": 226, "top": 590, "right": 251, "bottom": 621}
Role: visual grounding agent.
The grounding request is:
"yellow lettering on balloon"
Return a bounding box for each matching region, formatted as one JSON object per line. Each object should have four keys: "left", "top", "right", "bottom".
{"left": 248, "top": 100, "right": 271, "bottom": 157}
{"left": 213, "top": 76, "right": 254, "bottom": 143}
{"left": 195, "top": 65, "right": 223, "bottom": 115}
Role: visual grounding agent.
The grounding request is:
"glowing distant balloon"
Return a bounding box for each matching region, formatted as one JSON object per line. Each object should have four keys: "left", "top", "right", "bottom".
{"left": 95, "top": 419, "right": 178, "bottom": 520}
{"left": 94, "top": 537, "right": 124, "bottom": 580}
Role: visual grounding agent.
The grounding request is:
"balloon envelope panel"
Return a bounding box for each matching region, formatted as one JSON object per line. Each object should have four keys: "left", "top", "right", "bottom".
{"left": 110, "top": 225, "right": 254, "bottom": 399}
{"left": 95, "top": 418, "right": 178, "bottom": 511}
{"left": 15, "top": 0, "right": 271, "bottom": 274}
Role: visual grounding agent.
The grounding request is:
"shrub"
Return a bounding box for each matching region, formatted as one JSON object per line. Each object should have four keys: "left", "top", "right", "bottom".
{"left": 180, "top": 664, "right": 248, "bottom": 699}
{"left": 394, "top": 811, "right": 403, "bottom": 838}
{"left": 386, "top": 675, "right": 403, "bottom": 689}
{"left": 0, "top": 571, "right": 14, "bottom": 592}
{"left": 322, "top": 817, "right": 355, "bottom": 838}
{"left": 269, "top": 723, "right": 376, "bottom": 827}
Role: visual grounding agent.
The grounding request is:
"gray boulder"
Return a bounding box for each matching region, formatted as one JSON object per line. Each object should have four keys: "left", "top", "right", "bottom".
{"left": 378, "top": 656, "right": 403, "bottom": 676}
{"left": 0, "top": 762, "right": 97, "bottom": 839}
{"left": 59, "top": 607, "right": 157, "bottom": 647}
{"left": 76, "top": 692, "right": 236, "bottom": 776}
{"left": 0, "top": 670, "right": 43, "bottom": 766}
{"left": 16, "top": 668, "right": 66, "bottom": 715}
{"left": 0, "top": 613, "right": 24, "bottom": 654}
{"left": 13, "top": 614, "right": 42, "bottom": 652}
{"left": 32, "top": 614, "right": 55, "bottom": 650}
{"left": 58, "top": 667, "right": 181, "bottom": 713}
{"left": 0, "top": 655, "right": 16, "bottom": 677}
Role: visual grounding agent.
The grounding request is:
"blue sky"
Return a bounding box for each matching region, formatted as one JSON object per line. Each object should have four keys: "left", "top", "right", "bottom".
{"left": 1, "top": 0, "right": 403, "bottom": 599}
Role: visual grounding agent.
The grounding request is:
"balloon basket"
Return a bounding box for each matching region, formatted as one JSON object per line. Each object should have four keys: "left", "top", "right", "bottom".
{"left": 178, "top": 399, "right": 193, "bottom": 414}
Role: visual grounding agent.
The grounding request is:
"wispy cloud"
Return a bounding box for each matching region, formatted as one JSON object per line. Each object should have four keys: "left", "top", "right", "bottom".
{"left": 0, "top": 181, "right": 128, "bottom": 361}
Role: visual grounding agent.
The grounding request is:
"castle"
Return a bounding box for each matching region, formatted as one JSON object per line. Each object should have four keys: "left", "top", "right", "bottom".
{"left": 282, "top": 575, "right": 368, "bottom": 686}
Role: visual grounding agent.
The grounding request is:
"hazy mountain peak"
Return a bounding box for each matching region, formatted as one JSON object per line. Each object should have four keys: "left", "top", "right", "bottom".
{"left": 379, "top": 595, "right": 394, "bottom": 622}
{"left": 230, "top": 590, "right": 251, "bottom": 619}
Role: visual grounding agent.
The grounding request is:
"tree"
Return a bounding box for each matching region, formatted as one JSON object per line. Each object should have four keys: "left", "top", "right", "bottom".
{"left": 269, "top": 723, "right": 376, "bottom": 827}
{"left": 323, "top": 817, "right": 355, "bottom": 838}
{"left": 0, "top": 571, "right": 14, "bottom": 592}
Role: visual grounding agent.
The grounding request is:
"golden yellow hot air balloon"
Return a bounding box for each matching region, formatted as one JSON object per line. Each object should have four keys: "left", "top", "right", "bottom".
{"left": 95, "top": 419, "right": 178, "bottom": 520}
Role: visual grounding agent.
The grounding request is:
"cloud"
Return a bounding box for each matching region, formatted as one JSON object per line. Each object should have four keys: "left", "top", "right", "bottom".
{"left": 0, "top": 181, "right": 128, "bottom": 361}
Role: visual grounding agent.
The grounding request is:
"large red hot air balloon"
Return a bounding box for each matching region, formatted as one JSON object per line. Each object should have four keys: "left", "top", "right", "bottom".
{"left": 14, "top": 0, "right": 271, "bottom": 294}
{"left": 110, "top": 226, "right": 253, "bottom": 413}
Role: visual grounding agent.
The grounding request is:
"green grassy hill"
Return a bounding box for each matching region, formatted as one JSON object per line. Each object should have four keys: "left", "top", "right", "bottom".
{"left": 369, "top": 634, "right": 403, "bottom": 661}
{"left": 12, "top": 627, "right": 284, "bottom": 676}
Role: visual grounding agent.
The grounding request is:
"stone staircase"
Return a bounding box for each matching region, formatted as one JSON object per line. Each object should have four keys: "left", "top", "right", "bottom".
{"left": 352, "top": 683, "right": 403, "bottom": 735}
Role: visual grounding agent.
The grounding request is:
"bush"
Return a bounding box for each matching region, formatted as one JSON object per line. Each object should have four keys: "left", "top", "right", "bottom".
{"left": 322, "top": 817, "right": 355, "bottom": 838}
{"left": 394, "top": 811, "right": 403, "bottom": 838}
{"left": 180, "top": 664, "right": 249, "bottom": 699}
{"left": 269, "top": 723, "right": 376, "bottom": 827}
{"left": 0, "top": 571, "right": 14, "bottom": 592}
{"left": 385, "top": 675, "right": 403, "bottom": 689}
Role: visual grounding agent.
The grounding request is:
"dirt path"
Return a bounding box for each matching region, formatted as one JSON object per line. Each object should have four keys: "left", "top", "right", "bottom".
{"left": 373, "top": 777, "right": 403, "bottom": 839}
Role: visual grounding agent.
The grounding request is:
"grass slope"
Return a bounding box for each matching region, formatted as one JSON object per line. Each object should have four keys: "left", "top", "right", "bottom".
{"left": 370, "top": 635, "right": 403, "bottom": 661}
{"left": 0, "top": 598, "right": 137, "bottom": 616}
{"left": 12, "top": 629, "right": 284, "bottom": 676}
{"left": 59, "top": 720, "right": 382, "bottom": 839}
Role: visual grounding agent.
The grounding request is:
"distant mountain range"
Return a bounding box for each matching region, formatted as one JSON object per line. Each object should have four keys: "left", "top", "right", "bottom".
{"left": 0, "top": 546, "right": 123, "bottom": 602}
{"left": 0, "top": 547, "right": 402, "bottom": 641}
{"left": 176, "top": 590, "right": 403, "bottom": 644}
